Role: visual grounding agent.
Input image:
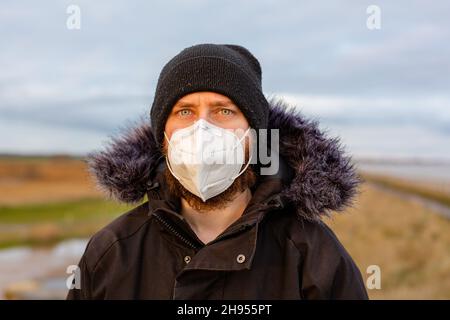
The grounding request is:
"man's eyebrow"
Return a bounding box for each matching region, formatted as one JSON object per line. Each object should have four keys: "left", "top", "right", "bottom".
{"left": 209, "top": 100, "right": 235, "bottom": 107}
{"left": 173, "top": 101, "right": 196, "bottom": 108}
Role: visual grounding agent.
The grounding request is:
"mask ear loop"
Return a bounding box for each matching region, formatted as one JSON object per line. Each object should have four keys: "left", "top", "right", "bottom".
{"left": 230, "top": 127, "right": 253, "bottom": 180}
{"left": 164, "top": 131, "right": 183, "bottom": 182}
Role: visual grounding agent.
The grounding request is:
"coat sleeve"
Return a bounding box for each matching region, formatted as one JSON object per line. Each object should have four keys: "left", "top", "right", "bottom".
{"left": 66, "top": 254, "right": 93, "bottom": 300}
{"left": 298, "top": 221, "right": 369, "bottom": 300}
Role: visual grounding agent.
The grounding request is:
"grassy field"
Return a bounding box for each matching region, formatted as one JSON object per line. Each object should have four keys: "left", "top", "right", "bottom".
{"left": 0, "top": 198, "right": 131, "bottom": 249}
{"left": 0, "top": 156, "right": 449, "bottom": 299}
{"left": 326, "top": 178, "right": 450, "bottom": 299}
{"left": 0, "top": 155, "right": 102, "bottom": 205}
{"left": 0, "top": 156, "right": 133, "bottom": 248}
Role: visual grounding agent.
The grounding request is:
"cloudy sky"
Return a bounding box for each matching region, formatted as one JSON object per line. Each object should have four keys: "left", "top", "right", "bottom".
{"left": 1, "top": 0, "right": 449, "bottom": 160}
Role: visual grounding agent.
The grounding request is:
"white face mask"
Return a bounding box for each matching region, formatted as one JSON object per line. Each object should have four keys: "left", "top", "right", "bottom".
{"left": 164, "top": 119, "right": 252, "bottom": 202}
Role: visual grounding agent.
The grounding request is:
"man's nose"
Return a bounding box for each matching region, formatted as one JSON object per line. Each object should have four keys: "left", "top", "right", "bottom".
{"left": 196, "top": 105, "right": 210, "bottom": 122}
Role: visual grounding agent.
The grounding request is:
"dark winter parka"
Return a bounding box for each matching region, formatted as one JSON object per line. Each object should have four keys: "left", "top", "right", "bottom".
{"left": 67, "top": 98, "right": 368, "bottom": 300}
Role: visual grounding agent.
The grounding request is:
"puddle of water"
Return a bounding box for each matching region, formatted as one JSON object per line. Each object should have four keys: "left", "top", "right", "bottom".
{"left": 0, "top": 238, "right": 87, "bottom": 300}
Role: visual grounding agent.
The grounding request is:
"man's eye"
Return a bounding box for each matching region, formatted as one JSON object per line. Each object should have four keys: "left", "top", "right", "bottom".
{"left": 220, "top": 108, "right": 234, "bottom": 116}
{"left": 178, "top": 109, "right": 192, "bottom": 116}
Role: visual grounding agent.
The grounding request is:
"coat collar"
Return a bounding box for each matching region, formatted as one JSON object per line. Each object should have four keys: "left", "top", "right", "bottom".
{"left": 87, "top": 97, "right": 360, "bottom": 221}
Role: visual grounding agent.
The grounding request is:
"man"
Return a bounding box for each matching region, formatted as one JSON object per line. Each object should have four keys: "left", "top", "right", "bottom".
{"left": 67, "top": 43, "right": 368, "bottom": 299}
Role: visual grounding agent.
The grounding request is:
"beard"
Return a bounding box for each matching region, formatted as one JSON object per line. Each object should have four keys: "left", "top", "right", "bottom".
{"left": 164, "top": 155, "right": 257, "bottom": 212}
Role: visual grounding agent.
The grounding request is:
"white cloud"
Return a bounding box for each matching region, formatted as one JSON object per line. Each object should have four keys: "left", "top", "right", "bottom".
{"left": 1, "top": 0, "right": 449, "bottom": 159}
{"left": 278, "top": 92, "right": 450, "bottom": 124}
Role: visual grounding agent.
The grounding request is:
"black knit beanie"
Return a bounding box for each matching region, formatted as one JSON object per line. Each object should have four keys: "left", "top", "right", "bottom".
{"left": 150, "top": 43, "right": 270, "bottom": 148}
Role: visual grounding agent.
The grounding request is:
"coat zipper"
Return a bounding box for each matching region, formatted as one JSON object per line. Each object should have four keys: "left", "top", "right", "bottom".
{"left": 205, "top": 201, "right": 283, "bottom": 246}
{"left": 153, "top": 213, "right": 200, "bottom": 250}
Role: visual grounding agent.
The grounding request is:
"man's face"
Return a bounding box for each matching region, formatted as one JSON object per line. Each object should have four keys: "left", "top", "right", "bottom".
{"left": 162, "top": 91, "right": 256, "bottom": 211}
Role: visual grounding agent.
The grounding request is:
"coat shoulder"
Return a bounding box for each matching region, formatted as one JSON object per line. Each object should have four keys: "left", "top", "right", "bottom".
{"left": 268, "top": 211, "right": 351, "bottom": 262}
{"left": 81, "top": 201, "right": 153, "bottom": 272}
{"left": 266, "top": 212, "right": 368, "bottom": 299}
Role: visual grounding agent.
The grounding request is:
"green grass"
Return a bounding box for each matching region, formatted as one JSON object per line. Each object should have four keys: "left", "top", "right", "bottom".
{"left": 0, "top": 198, "right": 131, "bottom": 224}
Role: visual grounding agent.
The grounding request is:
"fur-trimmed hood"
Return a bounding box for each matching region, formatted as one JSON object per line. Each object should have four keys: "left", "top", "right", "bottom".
{"left": 87, "top": 98, "right": 360, "bottom": 221}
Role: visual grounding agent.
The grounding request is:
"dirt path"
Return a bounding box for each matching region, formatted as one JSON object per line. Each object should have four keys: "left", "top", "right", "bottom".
{"left": 368, "top": 182, "right": 450, "bottom": 219}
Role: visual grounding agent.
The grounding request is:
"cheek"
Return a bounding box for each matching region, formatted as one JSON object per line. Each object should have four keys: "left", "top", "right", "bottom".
{"left": 227, "top": 122, "right": 250, "bottom": 134}
{"left": 236, "top": 116, "right": 250, "bottom": 131}
{"left": 164, "top": 122, "right": 173, "bottom": 137}
{"left": 164, "top": 114, "right": 180, "bottom": 135}
{"left": 165, "top": 118, "right": 190, "bottom": 137}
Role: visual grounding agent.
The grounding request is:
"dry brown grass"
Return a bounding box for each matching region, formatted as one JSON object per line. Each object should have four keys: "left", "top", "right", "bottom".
{"left": 0, "top": 157, "right": 102, "bottom": 205}
{"left": 325, "top": 183, "right": 450, "bottom": 299}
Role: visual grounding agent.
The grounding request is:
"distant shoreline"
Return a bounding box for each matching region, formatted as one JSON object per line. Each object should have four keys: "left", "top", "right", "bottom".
{"left": 356, "top": 157, "right": 450, "bottom": 166}
{"left": 0, "top": 153, "right": 85, "bottom": 161}
{"left": 2, "top": 152, "right": 450, "bottom": 166}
